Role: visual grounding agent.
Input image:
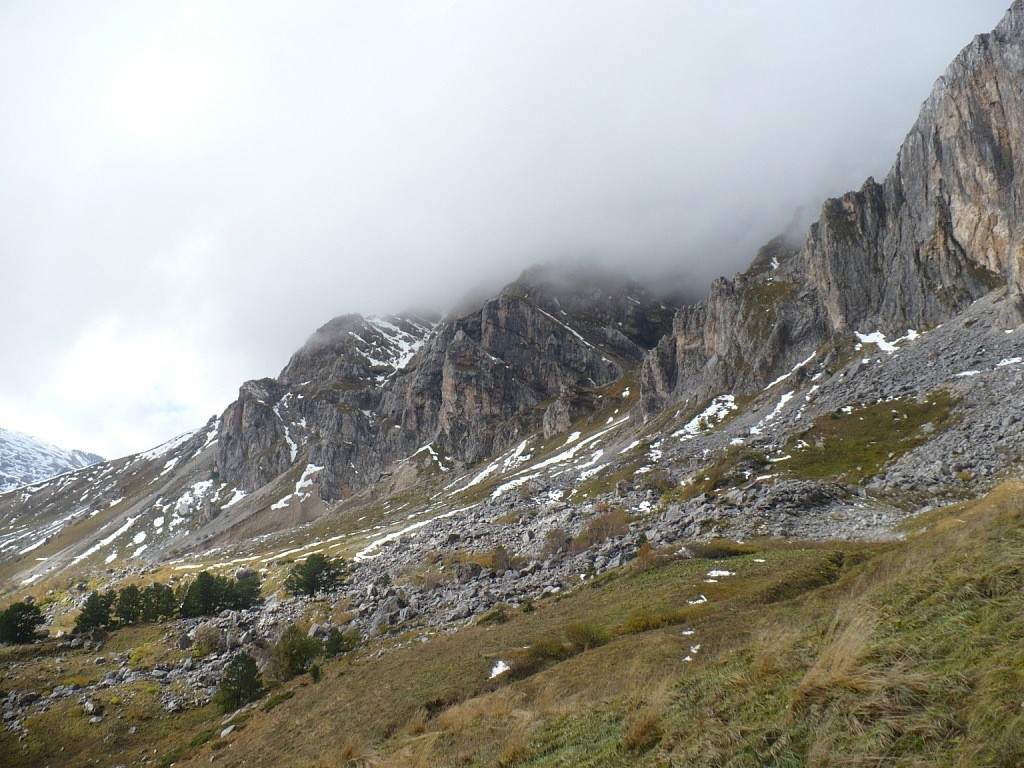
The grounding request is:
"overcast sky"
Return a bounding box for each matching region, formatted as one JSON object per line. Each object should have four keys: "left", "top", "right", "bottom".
{"left": 0, "top": 0, "right": 1011, "bottom": 458}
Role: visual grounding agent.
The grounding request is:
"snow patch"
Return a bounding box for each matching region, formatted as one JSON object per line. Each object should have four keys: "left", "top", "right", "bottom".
{"left": 73, "top": 515, "right": 140, "bottom": 564}
{"left": 854, "top": 329, "right": 919, "bottom": 354}
{"left": 222, "top": 489, "right": 247, "bottom": 509}
{"left": 765, "top": 352, "right": 817, "bottom": 390}
{"left": 673, "top": 395, "right": 736, "bottom": 441}
{"left": 138, "top": 429, "right": 198, "bottom": 461}
{"left": 749, "top": 391, "right": 794, "bottom": 436}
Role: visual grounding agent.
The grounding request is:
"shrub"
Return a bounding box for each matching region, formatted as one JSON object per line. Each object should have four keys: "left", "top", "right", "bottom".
{"left": 477, "top": 606, "right": 510, "bottom": 625}
{"left": 491, "top": 545, "right": 513, "bottom": 574}
{"left": 564, "top": 621, "right": 610, "bottom": 654}
{"left": 541, "top": 527, "right": 572, "bottom": 558}
{"left": 215, "top": 652, "right": 263, "bottom": 713}
{"left": 284, "top": 553, "right": 347, "bottom": 597}
{"left": 0, "top": 601, "right": 44, "bottom": 644}
{"left": 192, "top": 624, "right": 224, "bottom": 657}
{"left": 630, "top": 542, "right": 670, "bottom": 572}
{"left": 419, "top": 568, "right": 445, "bottom": 591}
{"left": 269, "top": 624, "right": 322, "bottom": 682}
{"left": 571, "top": 508, "right": 632, "bottom": 554}
{"left": 643, "top": 469, "right": 676, "bottom": 493}
{"left": 309, "top": 663, "right": 322, "bottom": 683}
{"left": 324, "top": 627, "right": 362, "bottom": 656}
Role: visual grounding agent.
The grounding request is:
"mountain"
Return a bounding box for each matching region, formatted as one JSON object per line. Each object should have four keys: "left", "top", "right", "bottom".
{"left": 0, "top": 428, "right": 101, "bottom": 494}
{"left": 642, "top": 4, "right": 1024, "bottom": 413}
{"left": 1, "top": 0, "right": 1023, "bottom": 587}
{"left": 0, "top": 1, "right": 1021, "bottom": 589}
{"left": 3, "top": 4, "right": 1024, "bottom": 766}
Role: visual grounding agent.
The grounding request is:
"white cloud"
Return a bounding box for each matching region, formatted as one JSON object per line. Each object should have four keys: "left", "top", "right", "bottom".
{"left": 0, "top": 318, "right": 221, "bottom": 457}
{"left": 0, "top": 0, "right": 1012, "bottom": 456}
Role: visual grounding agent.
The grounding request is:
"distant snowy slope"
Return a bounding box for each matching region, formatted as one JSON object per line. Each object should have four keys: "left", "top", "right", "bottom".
{"left": 0, "top": 428, "right": 102, "bottom": 493}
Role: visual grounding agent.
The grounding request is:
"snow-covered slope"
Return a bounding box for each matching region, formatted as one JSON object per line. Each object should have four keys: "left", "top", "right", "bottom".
{"left": 0, "top": 428, "right": 102, "bottom": 493}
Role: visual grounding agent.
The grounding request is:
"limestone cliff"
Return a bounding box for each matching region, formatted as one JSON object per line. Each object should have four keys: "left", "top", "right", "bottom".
{"left": 216, "top": 268, "right": 677, "bottom": 501}
{"left": 641, "top": 1, "right": 1024, "bottom": 413}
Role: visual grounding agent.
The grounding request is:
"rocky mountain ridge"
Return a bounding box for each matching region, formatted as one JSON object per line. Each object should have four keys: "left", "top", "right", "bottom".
{"left": 1, "top": 1, "right": 1023, "bottom": 621}
{"left": 641, "top": 2, "right": 1024, "bottom": 414}
{"left": 216, "top": 268, "right": 679, "bottom": 506}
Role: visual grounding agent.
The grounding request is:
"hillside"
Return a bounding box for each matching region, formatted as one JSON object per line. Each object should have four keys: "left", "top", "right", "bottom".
{"left": 2, "top": 2, "right": 1024, "bottom": 767}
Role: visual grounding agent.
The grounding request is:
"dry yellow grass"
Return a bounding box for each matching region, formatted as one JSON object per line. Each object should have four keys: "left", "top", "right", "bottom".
{"left": 795, "top": 608, "right": 879, "bottom": 698}
{"left": 625, "top": 712, "right": 662, "bottom": 751}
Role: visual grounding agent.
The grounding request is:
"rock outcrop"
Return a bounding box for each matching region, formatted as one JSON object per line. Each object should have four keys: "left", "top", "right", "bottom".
{"left": 641, "top": 1, "right": 1024, "bottom": 413}
{"left": 216, "top": 267, "right": 678, "bottom": 502}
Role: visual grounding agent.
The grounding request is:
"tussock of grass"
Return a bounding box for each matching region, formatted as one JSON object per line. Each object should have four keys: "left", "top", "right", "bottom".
{"left": 623, "top": 711, "right": 662, "bottom": 752}
{"left": 752, "top": 550, "right": 846, "bottom": 604}
{"left": 617, "top": 606, "right": 689, "bottom": 635}
{"left": 685, "top": 539, "right": 759, "bottom": 559}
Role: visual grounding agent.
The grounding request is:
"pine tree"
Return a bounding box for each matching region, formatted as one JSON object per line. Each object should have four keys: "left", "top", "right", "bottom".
{"left": 74, "top": 591, "right": 115, "bottom": 634}
{"left": 226, "top": 572, "right": 262, "bottom": 610}
{"left": 283, "top": 553, "right": 347, "bottom": 597}
{"left": 215, "top": 652, "right": 263, "bottom": 713}
{"left": 181, "top": 571, "right": 222, "bottom": 618}
{"left": 114, "top": 585, "right": 143, "bottom": 627}
{"left": 0, "top": 601, "right": 44, "bottom": 644}
{"left": 141, "top": 583, "right": 176, "bottom": 622}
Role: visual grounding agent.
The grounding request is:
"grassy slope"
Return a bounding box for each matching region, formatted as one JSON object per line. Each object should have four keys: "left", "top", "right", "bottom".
{"left": 4, "top": 483, "right": 1023, "bottom": 767}
{"left": 196, "top": 482, "right": 1024, "bottom": 768}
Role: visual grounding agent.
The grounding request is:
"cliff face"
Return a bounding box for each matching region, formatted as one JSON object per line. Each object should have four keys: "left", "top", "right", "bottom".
{"left": 641, "top": 1, "right": 1024, "bottom": 413}
{"left": 216, "top": 268, "right": 677, "bottom": 501}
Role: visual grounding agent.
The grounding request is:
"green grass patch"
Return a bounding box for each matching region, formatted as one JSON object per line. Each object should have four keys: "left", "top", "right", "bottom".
{"left": 781, "top": 390, "right": 957, "bottom": 483}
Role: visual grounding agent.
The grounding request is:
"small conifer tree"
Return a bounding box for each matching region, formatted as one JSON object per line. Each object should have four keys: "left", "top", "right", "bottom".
{"left": 0, "top": 601, "right": 44, "bottom": 644}
{"left": 215, "top": 652, "right": 263, "bottom": 713}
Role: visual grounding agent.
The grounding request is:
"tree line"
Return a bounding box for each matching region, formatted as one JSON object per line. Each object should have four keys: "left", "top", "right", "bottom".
{"left": 0, "top": 552, "right": 348, "bottom": 645}
{"left": 73, "top": 570, "right": 262, "bottom": 634}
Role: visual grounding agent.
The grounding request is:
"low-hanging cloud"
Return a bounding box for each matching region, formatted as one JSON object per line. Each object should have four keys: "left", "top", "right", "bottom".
{"left": 0, "top": 0, "right": 1011, "bottom": 457}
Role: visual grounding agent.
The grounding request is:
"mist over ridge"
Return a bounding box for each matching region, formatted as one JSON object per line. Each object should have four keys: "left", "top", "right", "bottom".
{"left": 0, "top": 1, "right": 1011, "bottom": 456}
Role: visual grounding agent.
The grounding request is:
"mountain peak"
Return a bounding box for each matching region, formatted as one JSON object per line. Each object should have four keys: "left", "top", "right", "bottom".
{"left": 994, "top": 0, "right": 1024, "bottom": 40}
{"left": 0, "top": 427, "right": 102, "bottom": 493}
